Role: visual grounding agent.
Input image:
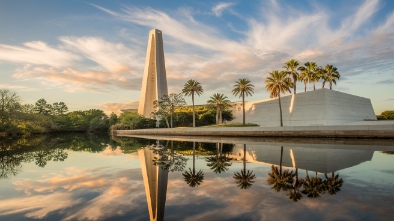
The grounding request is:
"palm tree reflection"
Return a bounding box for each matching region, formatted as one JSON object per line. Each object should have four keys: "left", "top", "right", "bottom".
{"left": 267, "top": 146, "right": 294, "bottom": 192}
{"left": 182, "top": 142, "right": 204, "bottom": 187}
{"left": 287, "top": 168, "right": 303, "bottom": 202}
{"left": 324, "top": 172, "right": 344, "bottom": 195}
{"left": 302, "top": 171, "right": 325, "bottom": 198}
{"left": 266, "top": 146, "right": 345, "bottom": 202}
{"left": 206, "top": 143, "right": 232, "bottom": 174}
{"left": 233, "top": 144, "right": 256, "bottom": 189}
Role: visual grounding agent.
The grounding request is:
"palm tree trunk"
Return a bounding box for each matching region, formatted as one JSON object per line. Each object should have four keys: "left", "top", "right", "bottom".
{"left": 313, "top": 82, "right": 316, "bottom": 90}
{"left": 192, "top": 93, "right": 195, "bottom": 127}
{"left": 304, "top": 82, "right": 307, "bottom": 92}
{"left": 242, "top": 92, "right": 245, "bottom": 125}
{"left": 278, "top": 94, "right": 283, "bottom": 127}
{"left": 330, "top": 81, "right": 332, "bottom": 90}
{"left": 322, "top": 81, "right": 325, "bottom": 88}
{"left": 219, "top": 109, "right": 222, "bottom": 124}
{"left": 216, "top": 107, "right": 219, "bottom": 124}
{"left": 293, "top": 76, "right": 297, "bottom": 94}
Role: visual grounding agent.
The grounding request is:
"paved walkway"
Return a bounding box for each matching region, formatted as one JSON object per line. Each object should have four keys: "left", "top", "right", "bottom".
{"left": 113, "top": 123, "right": 394, "bottom": 139}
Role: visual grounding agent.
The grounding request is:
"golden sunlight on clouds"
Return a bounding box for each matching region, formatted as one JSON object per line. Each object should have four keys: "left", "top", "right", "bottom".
{"left": 100, "top": 100, "right": 139, "bottom": 115}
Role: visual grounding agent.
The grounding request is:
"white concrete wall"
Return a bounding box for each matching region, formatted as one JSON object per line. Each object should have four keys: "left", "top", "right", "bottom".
{"left": 230, "top": 89, "right": 377, "bottom": 126}
{"left": 245, "top": 144, "right": 373, "bottom": 173}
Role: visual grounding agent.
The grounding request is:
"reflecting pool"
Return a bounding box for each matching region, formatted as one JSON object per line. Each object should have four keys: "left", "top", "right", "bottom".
{"left": 1, "top": 133, "right": 394, "bottom": 221}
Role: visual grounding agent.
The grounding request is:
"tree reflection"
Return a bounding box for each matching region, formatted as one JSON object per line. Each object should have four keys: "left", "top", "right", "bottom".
{"left": 266, "top": 146, "right": 345, "bottom": 202}
{"left": 302, "top": 171, "right": 325, "bottom": 198}
{"left": 267, "top": 146, "right": 294, "bottom": 192}
{"left": 0, "top": 133, "right": 113, "bottom": 179}
{"left": 287, "top": 168, "right": 303, "bottom": 202}
{"left": 152, "top": 140, "right": 188, "bottom": 172}
{"left": 233, "top": 144, "right": 256, "bottom": 189}
{"left": 324, "top": 172, "right": 344, "bottom": 195}
{"left": 206, "top": 143, "right": 232, "bottom": 174}
{"left": 182, "top": 142, "right": 204, "bottom": 187}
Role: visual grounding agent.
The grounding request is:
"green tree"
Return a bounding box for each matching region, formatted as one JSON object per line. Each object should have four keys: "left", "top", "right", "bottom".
{"left": 0, "top": 89, "right": 21, "bottom": 126}
{"left": 283, "top": 59, "right": 300, "bottom": 94}
{"left": 182, "top": 80, "right": 203, "bottom": 127}
{"left": 207, "top": 93, "right": 231, "bottom": 124}
{"left": 233, "top": 144, "right": 256, "bottom": 189}
{"left": 232, "top": 78, "right": 254, "bottom": 125}
{"left": 377, "top": 110, "right": 394, "bottom": 120}
{"left": 265, "top": 70, "right": 293, "bottom": 127}
{"left": 298, "top": 62, "right": 317, "bottom": 92}
{"left": 21, "top": 104, "right": 35, "bottom": 114}
{"left": 109, "top": 112, "right": 118, "bottom": 126}
{"left": 52, "top": 102, "right": 68, "bottom": 115}
{"left": 34, "top": 99, "right": 51, "bottom": 115}
{"left": 153, "top": 93, "right": 186, "bottom": 128}
{"left": 323, "top": 64, "right": 340, "bottom": 90}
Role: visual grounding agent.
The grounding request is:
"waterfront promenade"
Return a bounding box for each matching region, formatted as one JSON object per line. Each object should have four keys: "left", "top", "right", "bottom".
{"left": 113, "top": 121, "right": 394, "bottom": 139}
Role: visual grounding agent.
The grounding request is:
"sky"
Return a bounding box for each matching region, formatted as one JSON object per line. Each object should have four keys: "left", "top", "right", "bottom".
{"left": 0, "top": 0, "right": 393, "bottom": 114}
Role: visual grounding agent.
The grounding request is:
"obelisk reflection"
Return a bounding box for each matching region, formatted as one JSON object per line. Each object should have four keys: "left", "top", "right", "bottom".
{"left": 138, "top": 145, "right": 168, "bottom": 221}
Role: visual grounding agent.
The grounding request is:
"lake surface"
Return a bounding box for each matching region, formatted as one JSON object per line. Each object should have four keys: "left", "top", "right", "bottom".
{"left": 1, "top": 133, "right": 394, "bottom": 221}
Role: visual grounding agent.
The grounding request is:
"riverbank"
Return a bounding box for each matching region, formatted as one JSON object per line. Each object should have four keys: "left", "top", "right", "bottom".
{"left": 113, "top": 123, "right": 394, "bottom": 139}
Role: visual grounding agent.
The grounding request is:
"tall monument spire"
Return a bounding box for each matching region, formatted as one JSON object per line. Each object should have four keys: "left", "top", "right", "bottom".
{"left": 138, "top": 29, "right": 168, "bottom": 118}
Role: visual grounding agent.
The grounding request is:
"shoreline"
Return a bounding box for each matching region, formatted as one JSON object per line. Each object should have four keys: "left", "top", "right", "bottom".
{"left": 113, "top": 124, "right": 394, "bottom": 139}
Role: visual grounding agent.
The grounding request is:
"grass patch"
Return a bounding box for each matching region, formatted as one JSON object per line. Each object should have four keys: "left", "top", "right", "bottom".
{"left": 203, "top": 123, "right": 259, "bottom": 127}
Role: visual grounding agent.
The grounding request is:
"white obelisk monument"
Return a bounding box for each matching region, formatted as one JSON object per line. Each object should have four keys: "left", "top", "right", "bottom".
{"left": 138, "top": 29, "right": 168, "bottom": 118}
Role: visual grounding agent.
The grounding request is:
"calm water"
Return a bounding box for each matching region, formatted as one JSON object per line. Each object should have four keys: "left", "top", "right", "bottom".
{"left": 1, "top": 133, "right": 394, "bottom": 221}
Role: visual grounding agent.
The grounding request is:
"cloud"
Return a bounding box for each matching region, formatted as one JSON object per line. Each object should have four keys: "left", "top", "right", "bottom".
{"left": 1, "top": 0, "right": 393, "bottom": 100}
{"left": 100, "top": 100, "right": 139, "bottom": 115}
{"left": 376, "top": 79, "right": 394, "bottom": 84}
{"left": 0, "top": 41, "right": 80, "bottom": 68}
{"left": 212, "top": 2, "right": 235, "bottom": 17}
{"left": 2, "top": 167, "right": 147, "bottom": 220}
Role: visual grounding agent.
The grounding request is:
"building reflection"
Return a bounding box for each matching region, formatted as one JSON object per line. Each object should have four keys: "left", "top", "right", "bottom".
{"left": 138, "top": 145, "right": 169, "bottom": 221}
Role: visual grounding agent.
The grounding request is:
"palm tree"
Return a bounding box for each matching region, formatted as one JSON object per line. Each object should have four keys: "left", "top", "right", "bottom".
{"left": 206, "top": 143, "right": 232, "bottom": 173}
{"left": 298, "top": 62, "right": 317, "bottom": 92}
{"left": 315, "top": 66, "right": 327, "bottom": 88}
{"left": 283, "top": 59, "right": 300, "bottom": 94}
{"left": 182, "top": 142, "right": 204, "bottom": 187}
{"left": 267, "top": 146, "right": 295, "bottom": 192}
{"left": 207, "top": 93, "right": 231, "bottom": 124}
{"left": 324, "top": 172, "right": 344, "bottom": 195}
{"left": 232, "top": 78, "right": 254, "bottom": 125}
{"left": 324, "top": 64, "right": 340, "bottom": 90}
{"left": 233, "top": 144, "right": 256, "bottom": 189}
{"left": 182, "top": 80, "right": 203, "bottom": 127}
{"left": 265, "top": 70, "right": 293, "bottom": 127}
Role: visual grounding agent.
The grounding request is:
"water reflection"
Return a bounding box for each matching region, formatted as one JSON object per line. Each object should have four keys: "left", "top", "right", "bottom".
{"left": 233, "top": 144, "right": 256, "bottom": 189}
{"left": 1, "top": 135, "right": 394, "bottom": 220}
{"left": 0, "top": 136, "right": 69, "bottom": 179}
{"left": 206, "top": 143, "right": 233, "bottom": 174}
{"left": 182, "top": 142, "right": 204, "bottom": 187}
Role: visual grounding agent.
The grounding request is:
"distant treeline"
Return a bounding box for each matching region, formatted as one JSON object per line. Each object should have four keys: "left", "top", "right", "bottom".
{"left": 376, "top": 111, "right": 394, "bottom": 120}
{"left": 0, "top": 89, "right": 233, "bottom": 136}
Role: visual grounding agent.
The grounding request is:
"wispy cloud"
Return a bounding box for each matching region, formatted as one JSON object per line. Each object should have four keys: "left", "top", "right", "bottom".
{"left": 0, "top": 0, "right": 393, "bottom": 104}
{"left": 100, "top": 100, "right": 139, "bottom": 115}
{"left": 212, "top": 2, "right": 235, "bottom": 17}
